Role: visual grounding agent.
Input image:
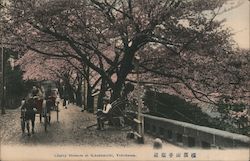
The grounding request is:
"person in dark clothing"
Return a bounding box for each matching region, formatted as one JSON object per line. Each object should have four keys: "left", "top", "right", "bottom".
{"left": 97, "top": 83, "right": 134, "bottom": 130}
{"left": 31, "top": 86, "right": 39, "bottom": 97}
{"left": 97, "top": 98, "right": 110, "bottom": 130}
{"left": 31, "top": 85, "right": 43, "bottom": 99}
{"left": 45, "top": 86, "right": 52, "bottom": 100}
{"left": 21, "top": 97, "right": 37, "bottom": 136}
{"left": 62, "top": 85, "right": 69, "bottom": 109}
{"left": 122, "top": 83, "right": 135, "bottom": 100}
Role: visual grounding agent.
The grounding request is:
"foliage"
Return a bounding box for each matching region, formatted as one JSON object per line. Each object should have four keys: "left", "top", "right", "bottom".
{"left": 126, "top": 84, "right": 148, "bottom": 112}
{"left": 144, "top": 90, "right": 249, "bottom": 135}
{"left": 16, "top": 51, "right": 88, "bottom": 104}
{"left": 3, "top": 0, "right": 244, "bottom": 102}
{"left": 2, "top": 49, "right": 30, "bottom": 108}
{"left": 144, "top": 90, "right": 209, "bottom": 124}
{"left": 217, "top": 98, "right": 249, "bottom": 133}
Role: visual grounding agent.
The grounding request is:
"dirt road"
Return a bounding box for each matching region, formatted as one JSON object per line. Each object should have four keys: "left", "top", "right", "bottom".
{"left": 0, "top": 102, "right": 167, "bottom": 147}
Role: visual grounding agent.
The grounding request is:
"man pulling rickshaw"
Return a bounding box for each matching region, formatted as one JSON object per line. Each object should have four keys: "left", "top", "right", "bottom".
{"left": 20, "top": 96, "right": 37, "bottom": 136}
{"left": 20, "top": 85, "right": 59, "bottom": 135}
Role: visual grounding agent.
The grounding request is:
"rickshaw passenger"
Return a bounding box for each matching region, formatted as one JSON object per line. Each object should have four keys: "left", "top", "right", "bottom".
{"left": 31, "top": 85, "right": 43, "bottom": 99}
{"left": 31, "top": 86, "right": 39, "bottom": 96}
{"left": 45, "top": 86, "right": 52, "bottom": 99}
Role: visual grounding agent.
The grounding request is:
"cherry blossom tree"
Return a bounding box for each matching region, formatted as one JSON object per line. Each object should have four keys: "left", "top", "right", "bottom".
{"left": 133, "top": 45, "right": 250, "bottom": 105}
{"left": 15, "top": 50, "right": 103, "bottom": 107}
{"left": 3, "top": 0, "right": 247, "bottom": 107}
{"left": 16, "top": 51, "right": 80, "bottom": 101}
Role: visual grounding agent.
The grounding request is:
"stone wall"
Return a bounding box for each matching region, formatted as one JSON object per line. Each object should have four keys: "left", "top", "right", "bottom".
{"left": 143, "top": 114, "right": 249, "bottom": 149}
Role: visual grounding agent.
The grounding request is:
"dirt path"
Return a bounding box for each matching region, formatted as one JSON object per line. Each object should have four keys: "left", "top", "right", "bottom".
{"left": 0, "top": 102, "right": 172, "bottom": 147}
{"left": 0, "top": 102, "right": 186, "bottom": 161}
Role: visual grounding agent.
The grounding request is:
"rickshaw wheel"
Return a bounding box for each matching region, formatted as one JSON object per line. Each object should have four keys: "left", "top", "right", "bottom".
{"left": 21, "top": 119, "right": 25, "bottom": 133}
{"left": 44, "top": 115, "right": 48, "bottom": 132}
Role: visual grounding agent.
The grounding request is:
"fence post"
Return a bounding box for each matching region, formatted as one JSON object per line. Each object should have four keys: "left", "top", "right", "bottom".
{"left": 92, "top": 92, "right": 99, "bottom": 114}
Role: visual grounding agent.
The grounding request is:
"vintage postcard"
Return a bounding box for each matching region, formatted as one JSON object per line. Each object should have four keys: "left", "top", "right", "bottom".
{"left": 0, "top": 0, "right": 249, "bottom": 161}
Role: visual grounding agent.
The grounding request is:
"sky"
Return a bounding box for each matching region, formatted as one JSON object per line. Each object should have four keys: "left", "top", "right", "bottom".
{"left": 221, "top": 0, "right": 250, "bottom": 49}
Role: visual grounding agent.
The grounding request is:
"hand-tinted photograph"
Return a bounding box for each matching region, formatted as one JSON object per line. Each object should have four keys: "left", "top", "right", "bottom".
{"left": 0, "top": 0, "right": 249, "bottom": 161}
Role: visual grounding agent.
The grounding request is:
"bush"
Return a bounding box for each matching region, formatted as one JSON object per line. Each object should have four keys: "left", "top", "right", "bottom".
{"left": 144, "top": 91, "right": 248, "bottom": 135}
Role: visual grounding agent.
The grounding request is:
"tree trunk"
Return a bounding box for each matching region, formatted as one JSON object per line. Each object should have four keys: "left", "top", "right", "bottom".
{"left": 111, "top": 81, "right": 124, "bottom": 102}
{"left": 75, "top": 75, "right": 83, "bottom": 106}
{"left": 75, "top": 87, "right": 82, "bottom": 106}
{"left": 66, "top": 84, "right": 75, "bottom": 103}
{"left": 97, "top": 78, "right": 107, "bottom": 110}
{"left": 86, "top": 84, "right": 93, "bottom": 112}
{"left": 110, "top": 48, "right": 135, "bottom": 101}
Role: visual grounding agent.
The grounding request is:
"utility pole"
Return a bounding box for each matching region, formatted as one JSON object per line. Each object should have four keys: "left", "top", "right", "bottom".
{"left": 134, "top": 55, "right": 144, "bottom": 143}
{"left": 1, "top": 31, "right": 5, "bottom": 114}
{"left": 0, "top": 0, "right": 5, "bottom": 114}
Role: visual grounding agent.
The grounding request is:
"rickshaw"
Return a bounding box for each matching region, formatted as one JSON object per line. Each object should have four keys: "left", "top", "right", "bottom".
{"left": 47, "top": 88, "right": 60, "bottom": 122}
{"left": 20, "top": 98, "right": 40, "bottom": 135}
{"left": 20, "top": 97, "right": 56, "bottom": 133}
{"left": 37, "top": 87, "right": 60, "bottom": 131}
{"left": 32, "top": 96, "right": 51, "bottom": 132}
{"left": 37, "top": 95, "right": 60, "bottom": 132}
